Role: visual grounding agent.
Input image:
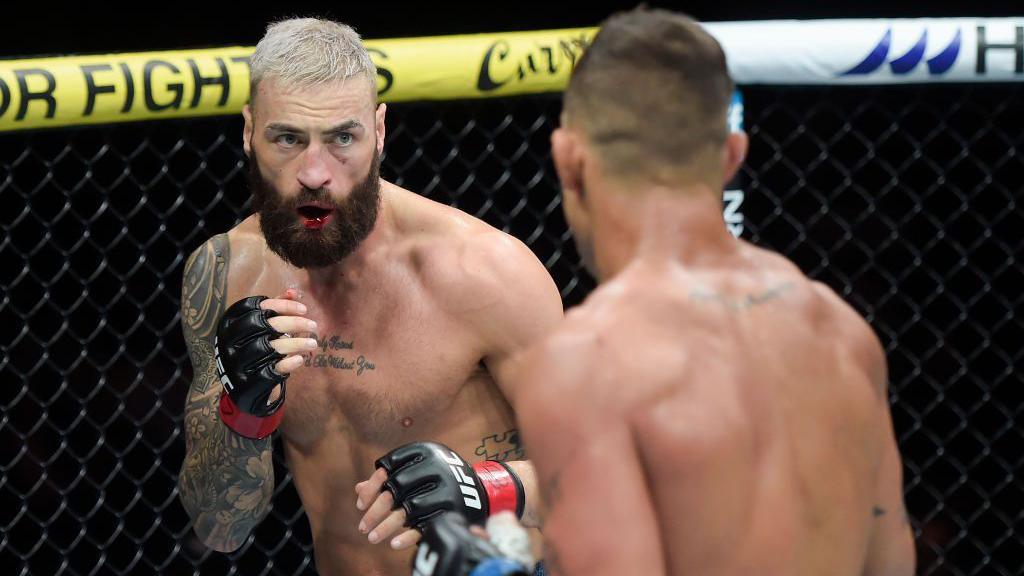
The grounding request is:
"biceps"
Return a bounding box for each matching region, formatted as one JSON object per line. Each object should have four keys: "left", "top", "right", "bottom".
{"left": 541, "top": 427, "right": 666, "bottom": 576}
{"left": 485, "top": 282, "right": 563, "bottom": 392}
{"left": 181, "top": 236, "right": 229, "bottom": 387}
{"left": 180, "top": 236, "right": 232, "bottom": 450}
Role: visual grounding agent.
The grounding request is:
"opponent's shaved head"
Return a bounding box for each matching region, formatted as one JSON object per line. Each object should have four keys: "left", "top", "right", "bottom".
{"left": 563, "top": 7, "right": 733, "bottom": 185}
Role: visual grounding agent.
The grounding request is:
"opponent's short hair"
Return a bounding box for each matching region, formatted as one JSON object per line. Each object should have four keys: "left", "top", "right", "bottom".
{"left": 250, "top": 17, "right": 377, "bottom": 101}
{"left": 564, "top": 7, "right": 734, "bottom": 182}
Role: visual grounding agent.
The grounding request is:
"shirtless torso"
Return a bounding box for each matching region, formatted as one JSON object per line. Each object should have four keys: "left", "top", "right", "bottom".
{"left": 498, "top": 8, "right": 916, "bottom": 574}
{"left": 180, "top": 183, "right": 561, "bottom": 576}
{"left": 515, "top": 237, "right": 915, "bottom": 576}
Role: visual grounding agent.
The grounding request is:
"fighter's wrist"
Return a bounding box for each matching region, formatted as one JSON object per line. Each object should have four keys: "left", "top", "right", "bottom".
{"left": 218, "top": 390, "right": 285, "bottom": 439}
{"left": 473, "top": 460, "right": 525, "bottom": 520}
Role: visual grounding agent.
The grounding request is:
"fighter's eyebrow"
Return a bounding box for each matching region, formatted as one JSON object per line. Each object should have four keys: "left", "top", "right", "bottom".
{"left": 322, "top": 120, "right": 364, "bottom": 136}
{"left": 264, "top": 122, "right": 304, "bottom": 134}
{"left": 263, "top": 120, "right": 364, "bottom": 138}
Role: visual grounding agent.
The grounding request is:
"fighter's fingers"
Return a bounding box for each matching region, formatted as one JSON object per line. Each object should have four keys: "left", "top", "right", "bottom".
{"left": 275, "top": 288, "right": 301, "bottom": 301}
{"left": 355, "top": 467, "right": 389, "bottom": 511}
{"left": 267, "top": 316, "right": 318, "bottom": 335}
{"left": 270, "top": 337, "right": 319, "bottom": 356}
{"left": 359, "top": 490, "right": 397, "bottom": 535}
{"left": 388, "top": 528, "right": 421, "bottom": 550}
{"left": 366, "top": 509, "right": 408, "bottom": 545}
{"left": 273, "top": 355, "right": 306, "bottom": 376}
{"left": 260, "top": 297, "right": 308, "bottom": 317}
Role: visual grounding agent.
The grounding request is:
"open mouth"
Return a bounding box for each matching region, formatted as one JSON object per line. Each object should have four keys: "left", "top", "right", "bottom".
{"left": 297, "top": 205, "right": 334, "bottom": 229}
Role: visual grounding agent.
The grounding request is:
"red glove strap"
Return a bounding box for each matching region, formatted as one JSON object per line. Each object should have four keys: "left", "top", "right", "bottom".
{"left": 219, "top": 391, "right": 285, "bottom": 440}
{"left": 473, "top": 460, "right": 522, "bottom": 518}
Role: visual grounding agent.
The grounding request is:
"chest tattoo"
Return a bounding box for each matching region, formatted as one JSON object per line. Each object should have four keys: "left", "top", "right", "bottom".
{"left": 304, "top": 333, "right": 377, "bottom": 376}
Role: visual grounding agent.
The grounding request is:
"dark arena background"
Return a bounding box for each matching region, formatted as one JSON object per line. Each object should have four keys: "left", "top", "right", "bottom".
{"left": 2, "top": 2, "right": 1022, "bottom": 575}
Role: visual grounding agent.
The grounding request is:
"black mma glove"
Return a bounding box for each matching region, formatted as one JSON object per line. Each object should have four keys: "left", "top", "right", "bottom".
{"left": 376, "top": 442, "right": 524, "bottom": 529}
{"left": 215, "top": 296, "right": 288, "bottom": 439}
{"left": 412, "top": 514, "right": 529, "bottom": 576}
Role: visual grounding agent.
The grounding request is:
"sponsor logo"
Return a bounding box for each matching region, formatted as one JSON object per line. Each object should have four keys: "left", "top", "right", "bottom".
{"left": 0, "top": 54, "right": 250, "bottom": 125}
{"left": 477, "top": 32, "right": 590, "bottom": 92}
{"left": 213, "top": 336, "right": 233, "bottom": 391}
{"left": 412, "top": 544, "right": 439, "bottom": 576}
{"left": 723, "top": 190, "right": 744, "bottom": 238}
{"left": 842, "top": 28, "right": 961, "bottom": 76}
{"left": 440, "top": 450, "right": 483, "bottom": 510}
{"left": 975, "top": 25, "right": 1024, "bottom": 74}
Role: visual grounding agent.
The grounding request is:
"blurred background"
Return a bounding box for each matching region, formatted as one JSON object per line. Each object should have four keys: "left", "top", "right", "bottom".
{"left": 2, "top": 1, "right": 1022, "bottom": 574}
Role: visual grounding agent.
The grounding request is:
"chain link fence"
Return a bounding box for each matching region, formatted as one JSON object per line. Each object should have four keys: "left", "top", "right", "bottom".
{"left": 1, "top": 85, "right": 1022, "bottom": 575}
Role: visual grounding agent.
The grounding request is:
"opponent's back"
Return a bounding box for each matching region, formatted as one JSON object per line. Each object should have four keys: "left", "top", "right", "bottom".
{"left": 517, "top": 242, "right": 913, "bottom": 576}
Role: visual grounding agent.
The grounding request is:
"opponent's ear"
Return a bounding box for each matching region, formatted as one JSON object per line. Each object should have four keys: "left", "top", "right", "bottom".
{"left": 375, "top": 103, "right": 387, "bottom": 156}
{"left": 722, "top": 131, "right": 748, "bottom": 185}
{"left": 242, "top": 104, "right": 254, "bottom": 158}
{"left": 551, "top": 127, "right": 586, "bottom": 205}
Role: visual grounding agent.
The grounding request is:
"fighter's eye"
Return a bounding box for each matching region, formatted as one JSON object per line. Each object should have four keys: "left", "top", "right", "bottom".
{"left": 276, "top": 133, "right": 299, "bottom": 147}
{"left": 335, "top": 132, "right": 354, "bottom": 146}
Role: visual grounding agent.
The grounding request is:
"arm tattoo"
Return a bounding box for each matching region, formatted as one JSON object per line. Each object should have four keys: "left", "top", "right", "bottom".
{"left": 178, "top": 234, "right": 274, "bottom": 551}
{"left": 873, "top": 506, "right": 914, "bottom": 527}
{"left": 475, "top": 429, "right": 525, "bottom": 462}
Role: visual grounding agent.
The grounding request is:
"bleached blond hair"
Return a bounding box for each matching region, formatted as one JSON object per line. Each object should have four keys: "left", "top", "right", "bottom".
{"left": 249, "top": 17, "right": 377, "bottom": 100}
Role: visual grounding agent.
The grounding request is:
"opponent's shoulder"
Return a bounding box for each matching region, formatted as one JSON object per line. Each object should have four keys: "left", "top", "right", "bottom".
{"left": 808, "top": 280, "right": 888, "bottom": 392}
{"left": 513, "top": 298, "right": 621, "bottom": 399}
{"left": 736, "top": 247, "right": 887, "bottom": 384}
{"left": 512, "top": 320, "right": 604, "bottom": 409}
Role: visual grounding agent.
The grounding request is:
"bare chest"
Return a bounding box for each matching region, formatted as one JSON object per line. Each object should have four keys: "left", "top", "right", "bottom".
{"left": 254, "top": 278, "right": 488, "bottom": 449}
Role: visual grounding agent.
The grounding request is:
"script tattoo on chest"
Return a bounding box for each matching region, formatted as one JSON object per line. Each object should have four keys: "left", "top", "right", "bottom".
{"left": 303, "top": 333, "right": 377, "bottom": 376}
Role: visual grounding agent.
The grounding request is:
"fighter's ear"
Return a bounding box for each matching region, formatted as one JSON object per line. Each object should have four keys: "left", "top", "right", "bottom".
{"left": 551, "top": 127, "right": 586, "bottom": 204}
{"left": 242, "top": 104, "right": 254, "bottom": 158}
{"left": 722, "top": 130, "right": 748, "bottom": 185}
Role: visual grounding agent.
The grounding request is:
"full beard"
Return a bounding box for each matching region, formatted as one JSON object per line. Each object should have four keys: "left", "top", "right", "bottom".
{"left": 249, "top": 149, "right": 381, "bottom": 269}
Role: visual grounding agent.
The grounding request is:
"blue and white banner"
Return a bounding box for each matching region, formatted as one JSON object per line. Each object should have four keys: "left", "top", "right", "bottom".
{"left": 724, "top": 91, "right": 745, "bottom": 238}
{"left": 707, "top": 18, "right": 1023, "bottom": 84}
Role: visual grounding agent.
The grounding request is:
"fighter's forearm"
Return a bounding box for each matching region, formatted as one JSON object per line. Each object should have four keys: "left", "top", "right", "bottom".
{"left": 502, "top": 459, "right": 543, "bottom": 528}
{"left": 178, "top": 234, "right": 273, "bottom": 551}
{"left": 178, "top": 385, "right": 274, "bottom": 552}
